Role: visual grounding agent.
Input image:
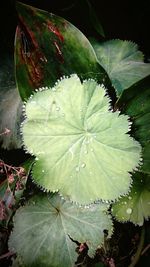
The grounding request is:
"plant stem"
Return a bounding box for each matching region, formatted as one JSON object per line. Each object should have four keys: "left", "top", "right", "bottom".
{"left": 128, "top": 226, "right": 145, "bottom": 267}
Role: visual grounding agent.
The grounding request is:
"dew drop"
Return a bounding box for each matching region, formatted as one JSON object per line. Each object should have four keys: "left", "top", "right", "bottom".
{"left": 35, "top": 157, "right": 39, "bottom": 161}
{"left": 124, "top": 201, "right": 127, "bottom": 205}
{"left": 42, "top": 170, "right": 45, "bottom": 173}
{"left": 84, "top": 150, "right": 88, "bottom": 154}
{"left": 76, "top": 166, "right": 80, "bottom": 172}
{"left": 126, "top": 208, "right": 132, "bottom": 214}
{"left": 128, "top": 196, "right": 132, "bottom": 200}
{"left": 56, "top": 107, "right": 60, "bottom": 111}
{"left": 81, "top": 163, "right": 86, "bottom": 168}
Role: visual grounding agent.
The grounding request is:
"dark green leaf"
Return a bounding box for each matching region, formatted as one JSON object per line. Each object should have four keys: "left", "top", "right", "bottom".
{"left": 142, "top": 144, "right": 150, "bottom": 174}
{"left": 15, "top": 2, "right": 105, "bottom": 100}
{"left": 125, "top": 87, "right": 150, "bottom": 174}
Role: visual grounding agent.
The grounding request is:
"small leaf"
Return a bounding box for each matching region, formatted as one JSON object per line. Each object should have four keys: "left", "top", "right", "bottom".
{"left": 22, "top": 75, "right": 141, "bottom": 204}
{"left": 15, "top": 2, "right": 105, "bottom": 100}
{"left": 14, "top": 158, "right": 35, "bottom": 202}
{"left": 92, "top": 39, "right": 150, "bottom": 97}
{"left": 112, "top": 172, "right": 150, "bottom": 226}
{"left": 9, "top": 193, "right": 113, "bottom": 267}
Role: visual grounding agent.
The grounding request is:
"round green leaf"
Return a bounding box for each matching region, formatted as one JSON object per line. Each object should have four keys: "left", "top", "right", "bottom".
{"left": 92, "top": 39, "right": 150, "bottom": 97}
{"left": 22, "top": 74, "right": 141, "bottom": 204}
{"left": 9, "top": 193, "right": 113, "bottom": 267}
{"left": 112, "top": 173, "right": 150, "bottom": 226}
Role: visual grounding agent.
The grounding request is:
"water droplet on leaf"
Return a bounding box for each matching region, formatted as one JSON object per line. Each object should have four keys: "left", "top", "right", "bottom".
{"left": 81, "top": 163, "right": 86, "bottom": 168}
{"left": 76, "top": 166, "right": 80, "bottom": 172}
{"left": 126, "top": 208, "right": 132, "bottom": 214}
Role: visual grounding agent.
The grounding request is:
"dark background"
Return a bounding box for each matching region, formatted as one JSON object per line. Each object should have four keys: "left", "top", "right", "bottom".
{"left": 0, "top": 0, "right": 150, "bottom": 57}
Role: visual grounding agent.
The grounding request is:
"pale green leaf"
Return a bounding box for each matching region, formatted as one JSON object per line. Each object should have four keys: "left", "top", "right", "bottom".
{"left": 92, "top": 39, "right": 150, "bottom": 96}
{"left": 112, "top": 173, "right": 150, "bottom": 226}
{"left": 9, "top": 193, "right": 113, "bottom": 267}
{"left": 22, "top": 74, "right": 141, "bottom": 204}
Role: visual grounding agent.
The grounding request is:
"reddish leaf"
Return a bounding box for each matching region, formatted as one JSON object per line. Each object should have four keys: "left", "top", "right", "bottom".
{"left": 15, "top": 2, "right": 106, "bottom": 100}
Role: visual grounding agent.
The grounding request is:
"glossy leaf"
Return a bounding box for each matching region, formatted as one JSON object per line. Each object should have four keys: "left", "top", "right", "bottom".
{"left": 112, "top": 173, "right": 150, "bottom": 226}
{"left": 92, "top": 39, "right": 150, "bottom": 97}
{"left": 15, "top": 2, "right": 105, "bottom": 100}
{"left": 22, "top": 75, "right": 141, "bottom": 204}
{"left": 9, "top": 193, "right": 113, "bottom": 267}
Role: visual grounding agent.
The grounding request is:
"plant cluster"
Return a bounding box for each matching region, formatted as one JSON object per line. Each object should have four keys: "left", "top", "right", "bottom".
{"left": 0, "top": 2, "right": 150, "bottom": 267}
